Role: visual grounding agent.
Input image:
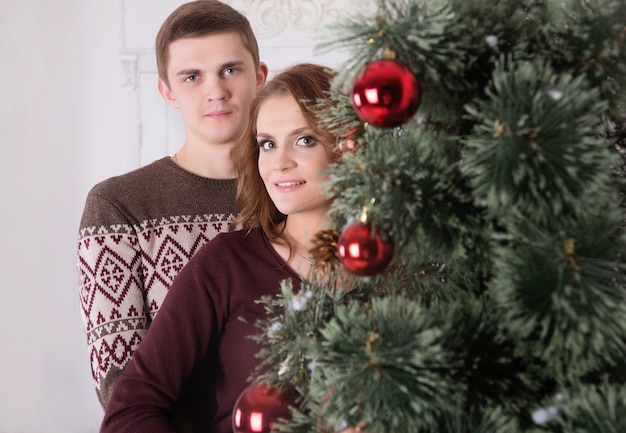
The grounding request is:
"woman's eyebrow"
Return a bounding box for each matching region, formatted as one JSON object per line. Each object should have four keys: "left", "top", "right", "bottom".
{"left": 290, "top": 127, "right": 313, "bottom": 136}
{"left": 256, "top": 127, "right": 314, "bottom": 141}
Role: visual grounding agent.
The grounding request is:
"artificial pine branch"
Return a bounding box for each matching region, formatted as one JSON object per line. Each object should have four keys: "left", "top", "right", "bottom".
{"left": 246, "top": 0, "right": 626, "bottom": 431}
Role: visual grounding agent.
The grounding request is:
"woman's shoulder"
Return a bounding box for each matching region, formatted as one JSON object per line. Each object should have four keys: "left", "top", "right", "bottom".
{"left": 216, "top": 226, "right": 264, "bottom": 242}
{"left": 182, "top": 227, "right": 280, "bottom": 280}
{"left": 198, "top": 226, "right": 267, "bottom": 257}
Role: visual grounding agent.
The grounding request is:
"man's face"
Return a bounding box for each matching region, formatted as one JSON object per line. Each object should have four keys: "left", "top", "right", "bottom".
{"left": 159, "top": 32, "right": 267, "bottom": 147}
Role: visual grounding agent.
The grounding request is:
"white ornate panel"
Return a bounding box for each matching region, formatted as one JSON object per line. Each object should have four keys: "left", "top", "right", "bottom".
{"left": 234, "top": 0, "right": 346, "bottom": 38}
{"left": 119, "top": 0, "right": 354, "bottom": 168}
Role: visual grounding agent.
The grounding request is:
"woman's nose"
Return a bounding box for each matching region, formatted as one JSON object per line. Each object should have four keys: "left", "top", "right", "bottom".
{"left": 273, "top": 146, "right": 296, "bottom": 171}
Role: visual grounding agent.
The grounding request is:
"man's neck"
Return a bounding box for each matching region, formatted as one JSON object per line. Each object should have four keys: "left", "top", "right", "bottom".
{"left": 173, "top": 141, "right": 236, "bottom": 179}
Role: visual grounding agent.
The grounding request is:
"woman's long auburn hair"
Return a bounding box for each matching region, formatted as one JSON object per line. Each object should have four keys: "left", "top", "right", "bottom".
{"left": 231, "top": 63, "right": 339, "bottom": 246}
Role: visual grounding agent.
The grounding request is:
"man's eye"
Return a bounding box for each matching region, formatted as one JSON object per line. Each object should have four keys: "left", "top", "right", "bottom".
{"left": 184, "top": 75, "right": 198, "bottom": 83}
{"left": 296, "top": 135, "right": 317, "bottom": 147}
{"left": 224, "top": 68, "right": 238, "bottom": 76}
{"left": 257, "top": 140, "right": 276, "bottom": 151}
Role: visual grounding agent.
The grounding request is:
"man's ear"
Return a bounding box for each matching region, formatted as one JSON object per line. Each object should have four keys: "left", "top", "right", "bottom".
{"left": 158, "top": 78, "right": 178, "bottom": 109}
{"left": 256, "top": 62, "right": 269, "bottom": 91}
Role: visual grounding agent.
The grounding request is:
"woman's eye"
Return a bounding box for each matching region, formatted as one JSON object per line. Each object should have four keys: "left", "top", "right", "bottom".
{"left": 296, "top": 135, "right": 317, "bottom": 147}
{"left": 257, "top": 140, "right": 276, "bottom": 151}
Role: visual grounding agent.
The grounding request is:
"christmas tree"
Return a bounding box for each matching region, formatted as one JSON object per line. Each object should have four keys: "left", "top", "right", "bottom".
{"left": 235, "top": 0, "right": 626, "bottom": 432}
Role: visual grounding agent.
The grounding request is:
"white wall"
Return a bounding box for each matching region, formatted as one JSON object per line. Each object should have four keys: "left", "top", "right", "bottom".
{"left": 0, "top": 1, "right": 123, "bottom": 432}
{"left": 0, "top": 1, "right": 350, "bottom": 432}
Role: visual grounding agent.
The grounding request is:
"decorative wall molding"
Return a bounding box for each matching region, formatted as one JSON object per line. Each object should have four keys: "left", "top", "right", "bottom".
{"left": 235, "top": 0, "right": 347, "bottom": 37}
{"left": 120, "top": 53, "right": 139, "bottom": 89}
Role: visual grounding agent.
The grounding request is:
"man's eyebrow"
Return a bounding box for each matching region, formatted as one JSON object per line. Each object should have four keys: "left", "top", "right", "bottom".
{"left": 220, "top": 60, "right": 246, "bottom": 69}
{"left": 176, "top": 68, "right": 201, "bottom": 77}
{"left": 175, "top": 60, "right": 247, "bottom": 77}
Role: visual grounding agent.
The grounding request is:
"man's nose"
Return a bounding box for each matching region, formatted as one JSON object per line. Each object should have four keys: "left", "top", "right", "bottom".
{"left": 204, "top": 76, "right": 228, "bottom": 101}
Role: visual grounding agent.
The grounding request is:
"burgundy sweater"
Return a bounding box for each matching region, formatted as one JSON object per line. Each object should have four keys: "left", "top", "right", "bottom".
{"left": 100, "top": 227, "right": 300, "bottom": 433}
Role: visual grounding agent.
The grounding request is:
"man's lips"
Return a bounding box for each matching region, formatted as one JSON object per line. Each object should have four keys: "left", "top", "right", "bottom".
{"left": 205, "top": 110, "right": 232, "bottom": 118}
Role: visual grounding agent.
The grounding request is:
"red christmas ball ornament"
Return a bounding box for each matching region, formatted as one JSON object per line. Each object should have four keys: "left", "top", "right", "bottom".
{"left": 351, "top": 59, "right": 420, "bottom": 128}
{"left": 233, "top": 382, "right": 297, "bottom": 433}
{"left": 336, "top": 126, "right": 362, "bottom": 154}
{"left": 338, "top": 221, "right": 393, "bottom": 276}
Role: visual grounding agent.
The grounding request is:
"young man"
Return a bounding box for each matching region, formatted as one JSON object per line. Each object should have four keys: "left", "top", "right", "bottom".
{"left": 77, "top": 0, "right": 268, "bottom": 412}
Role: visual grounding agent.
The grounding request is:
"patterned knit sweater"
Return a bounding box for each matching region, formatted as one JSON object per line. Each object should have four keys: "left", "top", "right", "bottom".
{"left": 77, "top": 157, "right": 237, "bottom": 408}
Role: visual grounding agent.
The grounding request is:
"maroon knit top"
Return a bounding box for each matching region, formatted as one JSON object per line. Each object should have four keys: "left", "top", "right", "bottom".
{"left": 101, "top": 227, "right": 300, "bottom": 433}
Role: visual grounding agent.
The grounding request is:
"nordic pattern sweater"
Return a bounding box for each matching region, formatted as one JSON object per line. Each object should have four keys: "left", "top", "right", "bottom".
{"left": 100, "top": 227, "right": 300, "bottom": 433}
{"left": 77, "top": 157, "right": 238, "bottom": 408}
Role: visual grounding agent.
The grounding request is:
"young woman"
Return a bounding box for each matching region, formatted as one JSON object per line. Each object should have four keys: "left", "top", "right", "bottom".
{"left": 100, "top": 63, "right": 339, "bottom": 433}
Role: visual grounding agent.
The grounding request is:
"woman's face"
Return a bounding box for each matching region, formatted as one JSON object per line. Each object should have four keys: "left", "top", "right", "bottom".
{"left": 256, "top": 94, "right": 333, "bottom": 218}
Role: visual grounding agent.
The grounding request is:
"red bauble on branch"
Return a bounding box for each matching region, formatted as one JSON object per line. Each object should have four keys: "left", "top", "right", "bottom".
{"left": 338, "top": 221, "right": 394, "bottom": 276}
{"left": 336, "top": 126, "right": 362, "bottom": 154}
{"left": 351, "top": 58, "right": 421, "bottom": 128}
{"left": 232, "top": 382, "right": 297, "bottom": 433}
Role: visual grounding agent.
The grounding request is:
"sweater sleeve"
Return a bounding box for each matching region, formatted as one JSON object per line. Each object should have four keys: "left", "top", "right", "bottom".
{"left": 77, "top": 189, "right": 147, "bottom": 408}
{"left": 100, "top": 237, "right": 228, "bottom": 433}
